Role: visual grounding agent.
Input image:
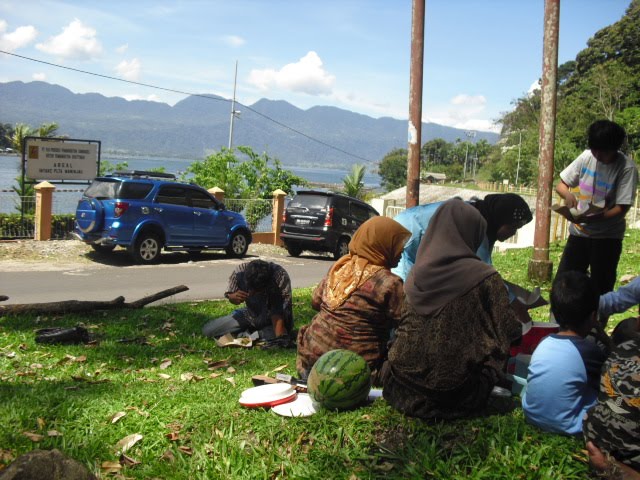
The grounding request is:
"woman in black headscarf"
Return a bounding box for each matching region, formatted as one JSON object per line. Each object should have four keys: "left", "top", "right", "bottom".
{"left": 381, "top": 199, "right": 523, "bottom": 420}
{"left": 469, "top": 193, "right": 533, "bottom": 253}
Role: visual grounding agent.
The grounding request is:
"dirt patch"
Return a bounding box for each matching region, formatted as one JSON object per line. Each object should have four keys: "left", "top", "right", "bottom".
{"left": 0, "top": 239, "right": 292, "bottom": 271}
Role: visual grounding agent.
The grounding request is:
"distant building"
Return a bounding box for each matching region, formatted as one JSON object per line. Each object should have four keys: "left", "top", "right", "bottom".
{"left": 421, "top": 172, "right": 446, "bottom": 184}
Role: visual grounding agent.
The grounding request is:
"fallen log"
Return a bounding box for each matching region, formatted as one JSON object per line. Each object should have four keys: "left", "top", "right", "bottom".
{"left": 0, "top": 285, "right": 189, "bottom": 317}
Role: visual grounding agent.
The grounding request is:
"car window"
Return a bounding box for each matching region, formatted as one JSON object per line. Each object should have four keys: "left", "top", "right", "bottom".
{"left": 118, "top": 182, "right": 153, "bottom": 200}
{"left": 190, "top": 189, "right": 217, "bottom": 209}
{"left": 289, "top": 194, "right": 328, "bottom": 209}
{"left": 156, "top": 186, "right": 189, "bottom": 206}
{"left": 83, "top": 179, "right": 120, "bottom": 199}
{"left": 350, "top": 202, "right": 372, "bottom": 222}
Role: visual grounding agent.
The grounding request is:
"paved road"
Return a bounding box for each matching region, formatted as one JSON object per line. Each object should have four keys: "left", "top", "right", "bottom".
{"left": 0, "top": 251, "right": 333, "bottom": 306}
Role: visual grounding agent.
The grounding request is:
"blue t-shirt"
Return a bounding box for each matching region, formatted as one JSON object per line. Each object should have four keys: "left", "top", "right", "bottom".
{"left": 391, "top": 201, "right": 492, "bottom": 279}
{"left": 522, "top": 334, "right": 606, "bottom": 435}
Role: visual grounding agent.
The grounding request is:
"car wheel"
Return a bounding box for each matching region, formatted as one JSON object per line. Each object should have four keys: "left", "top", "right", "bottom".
{"left": 226, "top": 231, "right": 249, "bottom": 257}
{"left": 334, "top": 237, "right": 350, "bottom": 260}
{"left": 286, "top": 244, "right": 303, "bottom": 257}
{"left": 130, "top": 233, "right": 162, "bottom": 264}
{"left": 91, "top": 244, "right": 116, "bottom": 254}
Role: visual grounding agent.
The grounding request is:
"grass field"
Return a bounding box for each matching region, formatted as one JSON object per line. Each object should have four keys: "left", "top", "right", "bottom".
{"left": 0, "top": 230, "right": 638, "bottom": 479}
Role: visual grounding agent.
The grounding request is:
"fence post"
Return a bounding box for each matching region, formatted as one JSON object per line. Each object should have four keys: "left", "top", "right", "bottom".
{"left": 208, "top": 187, "right": 225, "bottom": 203}
{"left": 34, "top": 181, "right": 55, "bottom": 241}
{"left": 272, "top": 189, "right": 287, "bottom": 246}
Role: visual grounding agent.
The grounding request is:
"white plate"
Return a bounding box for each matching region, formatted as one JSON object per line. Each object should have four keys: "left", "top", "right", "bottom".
{"left": 491, "top": 386, "right": 511, "bottom": 398}
{"left": 239, "top": 383, "right": 295, "bottom": 404}
{"left": 271, "top": 393, "right": 319, "bottom": 417}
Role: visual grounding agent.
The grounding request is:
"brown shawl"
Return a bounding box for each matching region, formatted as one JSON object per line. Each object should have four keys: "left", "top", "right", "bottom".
{"left": 405, "top": 198, "right": 496, "bottom": 316}
{"left": 323, "top": 216, "right": 410, "bottom": 310}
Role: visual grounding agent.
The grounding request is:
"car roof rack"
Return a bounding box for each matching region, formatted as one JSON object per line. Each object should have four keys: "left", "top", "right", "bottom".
{"left": 111, "top": 170, "right": 177, "bottom": 180}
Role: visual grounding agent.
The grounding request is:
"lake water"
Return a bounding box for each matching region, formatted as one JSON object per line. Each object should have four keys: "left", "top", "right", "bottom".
{"left": 0, "top": 154, "right": 381, "bottom": 214}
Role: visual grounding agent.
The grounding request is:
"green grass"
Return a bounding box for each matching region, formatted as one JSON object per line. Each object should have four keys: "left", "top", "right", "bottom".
{"left": 1, "top": 230, "right": 638, "bottom": 479}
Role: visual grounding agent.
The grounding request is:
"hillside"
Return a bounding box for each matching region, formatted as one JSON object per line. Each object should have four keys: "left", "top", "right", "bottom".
{"left": 0, "top": 81, "right": 499, "bottom": 169}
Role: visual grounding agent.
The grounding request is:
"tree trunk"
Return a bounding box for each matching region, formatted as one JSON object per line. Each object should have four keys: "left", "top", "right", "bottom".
{"left": 0, "top": 285, "right": 189, "bottom": 317}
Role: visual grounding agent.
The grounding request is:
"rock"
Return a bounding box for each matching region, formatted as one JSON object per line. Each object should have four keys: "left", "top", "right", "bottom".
{"left": 0, "top": 449, "right": 96, "bottom": 480}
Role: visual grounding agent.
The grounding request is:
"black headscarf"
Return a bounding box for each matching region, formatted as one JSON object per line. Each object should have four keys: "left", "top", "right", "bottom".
{"left": 405, "top": 199, "right": 496, "bottom": 316}
{"left": 469, "top": 193, "right": 532, "bottom": 247}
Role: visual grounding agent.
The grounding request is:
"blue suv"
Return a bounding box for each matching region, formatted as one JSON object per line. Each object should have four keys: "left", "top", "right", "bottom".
{"left": 74, "top": 171, "right": 252, "bottom": 264}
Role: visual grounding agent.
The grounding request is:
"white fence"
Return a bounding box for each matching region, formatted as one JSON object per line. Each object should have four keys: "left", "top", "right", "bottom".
{"left": 384, "top": 189, "right": 640, "bottom": 249}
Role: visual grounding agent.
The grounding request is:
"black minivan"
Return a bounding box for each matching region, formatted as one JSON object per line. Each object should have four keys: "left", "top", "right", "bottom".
{"left": 280, "top": 190, "right": 379, "bottom": 259}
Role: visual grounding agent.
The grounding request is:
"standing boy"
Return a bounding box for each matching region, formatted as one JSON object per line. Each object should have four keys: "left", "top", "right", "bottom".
{"left": 555, "top": 120, "right": 638, "bottom": 295}
{"left": 522, "top": 271, "right": 607, "bottom": 435}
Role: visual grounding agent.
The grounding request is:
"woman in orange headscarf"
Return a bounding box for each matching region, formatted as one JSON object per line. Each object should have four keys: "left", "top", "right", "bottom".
{"left": 296, "top": 216, "right": 410, "bottom": 385}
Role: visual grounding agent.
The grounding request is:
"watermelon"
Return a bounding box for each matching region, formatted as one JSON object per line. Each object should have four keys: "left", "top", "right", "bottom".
{"left": 307, "top": 349, "right": 371, "bottom": 410}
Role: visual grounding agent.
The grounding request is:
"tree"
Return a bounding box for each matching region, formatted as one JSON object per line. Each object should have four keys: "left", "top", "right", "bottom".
{"left": 183, "top": 146, "right": 307, "bottom": 199}
{"left": 0, "top": 123, "right": 13, "bottom": 149}
{"left": 617, "top": 106, "right": 640, "bottom": 159}
{"left": 99, "top": 160, "right": 130, "bottom": 176}
{"left": 342, "top": 164, "right": 366, "bottom": 199}
{"left": 6, "top": 122, "right": 61, "bottom": 213}
{"left": 421, "top": 138, "right": 450, "bottom": 168}
{"left": 378, "top": 148, "right": 407, "bottom": 191}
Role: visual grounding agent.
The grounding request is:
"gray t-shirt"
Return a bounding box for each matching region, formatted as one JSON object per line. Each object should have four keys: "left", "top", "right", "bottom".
{"left": 559, "top": 150, "right": 638, "bottom": 239}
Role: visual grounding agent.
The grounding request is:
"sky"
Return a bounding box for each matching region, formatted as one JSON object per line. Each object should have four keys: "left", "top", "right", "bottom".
{"left": 0, "top": 0, "right": 632, "bottom": 134}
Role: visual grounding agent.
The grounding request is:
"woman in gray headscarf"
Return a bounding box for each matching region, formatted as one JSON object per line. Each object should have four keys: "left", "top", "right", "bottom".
{"left": 381, "top": 198, "right": 523, "bottom": 420}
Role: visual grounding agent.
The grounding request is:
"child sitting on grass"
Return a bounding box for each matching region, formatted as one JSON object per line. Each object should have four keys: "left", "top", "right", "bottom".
{"left": 522, "top": 271, "right": 607, "bottom": 435}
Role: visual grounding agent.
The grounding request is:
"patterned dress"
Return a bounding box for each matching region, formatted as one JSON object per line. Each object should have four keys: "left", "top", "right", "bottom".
{"left": 381, "top": 273, "right": 521, "bottom": 420}
{"left": 296, "top": 269, "right": 404, "bottom": 384}
{"left": 583, "top": 338, "right": 640, "bottom": 470}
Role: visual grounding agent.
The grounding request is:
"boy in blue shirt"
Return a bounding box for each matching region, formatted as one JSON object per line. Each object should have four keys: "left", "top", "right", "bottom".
{"left": 522, "top": 271, "right": 607, "bottom": 435}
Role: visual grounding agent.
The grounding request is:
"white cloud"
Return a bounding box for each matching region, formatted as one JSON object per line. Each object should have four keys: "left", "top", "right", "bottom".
{"left": 425, "top": 93, "right": 500, "bottom": 133}
{"left": 123, "top": 93, "right": 161, "bottom": 102}
{"left": 248, "top": 51, "right": 335, "bottom": 95}
{"left": 0, "top": 19, "right": 37, "bottom": 51}
{"left": 32, "top": 72, "right": 46, "bottom": 81}
{"left": 115, "top": 58, "right": 141, "bottom": 81}
{"left": 116, "top": 43, "right": 128, "bottom": 54}
{"left": 35, "top": 18, "right": 102, "bottom": 60}
{"left": 527, "top": 79, "right": 540, "bottom": 96}
{"left": 222, "top": 35, "right": 245, "bottom": 47}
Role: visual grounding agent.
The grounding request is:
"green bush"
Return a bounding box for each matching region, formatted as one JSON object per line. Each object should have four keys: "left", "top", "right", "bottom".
{"left": 0, "top": 213, "right": 75, "bottom": 239}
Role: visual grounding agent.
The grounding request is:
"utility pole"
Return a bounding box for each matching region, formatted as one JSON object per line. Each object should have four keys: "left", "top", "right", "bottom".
{"left": 516, "top": 130, "right": 522, "bottom": 185}
{"left": 228, "top": 60, "right": 240, "bottom": 150}
{"left": 406, "top": 0, "right": 425, "bottom": 209}
{"left": 528, "top": 0, "right": 560, "bottom": 282}
{"left": 463, "top": 130, "right": 475, "bottom": 179}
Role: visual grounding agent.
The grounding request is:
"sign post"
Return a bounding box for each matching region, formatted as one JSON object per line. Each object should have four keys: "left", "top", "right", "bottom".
{"left": 23, "top": 137, "right": 101, "bottom": 184}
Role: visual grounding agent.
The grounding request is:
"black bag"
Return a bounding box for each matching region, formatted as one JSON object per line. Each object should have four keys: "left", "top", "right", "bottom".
{"left": 35, "top": 326, "right": 90, "bottom": 345}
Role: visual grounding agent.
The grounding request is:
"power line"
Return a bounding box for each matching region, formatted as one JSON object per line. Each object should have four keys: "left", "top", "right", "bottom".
{"left": 0, "top": 49, "right": 375, "bottom": 163}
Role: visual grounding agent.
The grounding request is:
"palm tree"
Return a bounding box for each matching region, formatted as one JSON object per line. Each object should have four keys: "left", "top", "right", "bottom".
{"left": 342, "top": 164, "right": 366, "bottom": 199}
{"left": 9, "top": 122, "right": 60, "bottom": 213}
{"left": 36, "top": 122, "right": 59, "bottom": 138}
{"left": 8, "top": 123, "right": 33, "bottom": 154}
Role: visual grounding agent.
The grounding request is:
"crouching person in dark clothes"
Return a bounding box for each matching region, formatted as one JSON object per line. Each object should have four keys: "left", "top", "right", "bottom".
{"left": 202, "top": 259, "right": 294, "bottom": 348}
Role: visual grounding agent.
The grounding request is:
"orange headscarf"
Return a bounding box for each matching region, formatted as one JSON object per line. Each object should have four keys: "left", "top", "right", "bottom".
{"left": 323, "top": 216, "right": 410, "bottom": 310}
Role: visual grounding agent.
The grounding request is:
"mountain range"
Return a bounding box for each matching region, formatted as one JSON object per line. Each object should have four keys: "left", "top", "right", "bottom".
{"left": 0, "top": 81, "right": 499, "bottom": 169}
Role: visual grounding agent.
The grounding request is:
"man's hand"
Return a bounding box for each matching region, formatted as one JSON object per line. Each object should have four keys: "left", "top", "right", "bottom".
{"left": 563, "top": 194, "right": 578, "bottom": 209}
{"left": 556, "top": 181, "right": 578, "bottom": 208}
{"left": 227, "top": 290, "right": 249, "bottom": 305}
